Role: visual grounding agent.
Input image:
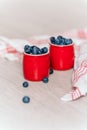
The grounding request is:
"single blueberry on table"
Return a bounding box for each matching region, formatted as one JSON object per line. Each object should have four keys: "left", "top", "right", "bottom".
{"left": 23, "top": 81, "right": 29, "bottom": 88}
{"left": 49, "top": 68, "right": 53, "bottom": 74}
{"left": 42, "top": 77, "right": 49, "bottom": 83}
{"left": 22, "top": 96, "right": 30, "bottom": 103}
{"left": 50, "top": 37, "right": 56, "bottom": 44}
{"left": 41, "top": 47, "right": 48, "bottom": 54}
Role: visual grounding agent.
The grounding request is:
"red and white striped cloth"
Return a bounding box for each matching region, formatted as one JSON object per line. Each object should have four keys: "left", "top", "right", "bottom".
{"left": 0, "top": 35, "right": 50, "bottom": 60}
{"left": 61, "top": 29, "right": 87, "bottom": 101}
{"left": 1, "top": 29, "right": 87, "bottom": 101}
{"left": 0, "top": 37, "right": 28, "bottom": 61}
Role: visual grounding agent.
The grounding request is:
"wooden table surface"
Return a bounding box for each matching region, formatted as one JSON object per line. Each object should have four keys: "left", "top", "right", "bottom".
{"left": 0, "top": 58, "right": 87, "bottom": 130}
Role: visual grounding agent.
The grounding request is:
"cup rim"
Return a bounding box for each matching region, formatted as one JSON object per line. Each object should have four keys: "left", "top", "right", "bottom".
{"left": 49, "top": 42, "right": 74, "bottom": 47}
{"left": 24, "top": 51, "right": 49, "bottom": 56}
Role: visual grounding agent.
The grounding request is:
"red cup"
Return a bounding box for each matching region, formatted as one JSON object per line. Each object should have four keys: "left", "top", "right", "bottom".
{"left": 50, "top": 43, "right": 74, "bottom": 70}
{"left": 23, "top": 52, "right": 50, "bottom": 81}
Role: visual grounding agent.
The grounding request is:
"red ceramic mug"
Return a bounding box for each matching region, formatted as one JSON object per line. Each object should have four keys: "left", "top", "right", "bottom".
{"left": 23, "top": 52, "right": 50, "bottom": 81}
{"left": 50, "top": 43, "right": 74, "bottom": 70}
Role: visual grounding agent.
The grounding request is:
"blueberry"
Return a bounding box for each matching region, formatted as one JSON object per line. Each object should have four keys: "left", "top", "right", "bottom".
{"left": 23, "top": 81, "right": 29, "bottom": 88}
{"left": 24, "top": 45, "right": 31, "bottom": 54}
{"left": 37, "top": 48, "right": 42, "bottom": 54}
{"left": 50, "top": 37, "right": 56, "bottom": 44}
{"left": 55, "top": 38, "right": 60, "bottom": 45}
{"left": 32, "top": 46, "right": 41, "bottom": 55}
{"left": 65, "top": 38, "right": 73, "bottom": 45}
{"left": 30, "top": 46, "right": 36, "bottom": 52}
{"left": 59, "top": 38, "right": 65, "bottom": 45}
{"left": 41, "top": 47, "right": 48, "bottom": 54}
{"left": 68, "top": 39, "right": 73, "bottom": 44}
{"left": 24, "top": 45, "right": 30, "bottom": 50}
{"left": 49, "top": 68, "right": 53, "bottom": 74}
{"left": 31, "top": 45, "right": 36, "bottom": 49}
{"left": 57, "top": 35, "right": 63, "bottom": 40}
{"left": 42, "top": 77, "right": 49, "bottom": 83}
{"left": 22, "top": 96, "right": 30, "bottom": 103}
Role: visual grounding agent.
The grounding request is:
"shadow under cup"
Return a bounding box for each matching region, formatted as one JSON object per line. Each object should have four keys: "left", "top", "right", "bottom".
{"left": 50, "top": 43, "right": 74, "bottom": 70}
{"left": 23, "top": 52, "right": 50, "bottom": 81}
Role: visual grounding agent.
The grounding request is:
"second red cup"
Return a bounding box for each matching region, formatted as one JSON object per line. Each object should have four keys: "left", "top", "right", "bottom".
{"left": 50, "top": 43, "right": 74, "bottom": 70}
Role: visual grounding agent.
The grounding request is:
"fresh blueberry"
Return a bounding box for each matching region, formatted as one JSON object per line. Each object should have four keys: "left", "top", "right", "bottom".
{"left": 68, "top": 39, "right": 73, "bottom": 44}
{"left": 23, "top": 81, "right": 29, "bottom": 88}
{"left": 41, "top": 47, "right": 48, "bottom": 54}
{"left": 57, "top": 35, "right": 63, "bottom": 40}
{"left": 55, "top": 38, "right": 60, "bottom": 44}
{"left": 42, "top": 77, "right": 49, "bottom": 83}
{"left": 59, "top": 38, "right": 65, "bottom": 45}
{"left": 24, "top": 45, "right": 30, "bottom": 50}
{"left": 37, "top": 47, "right": 42, "bottom": 54}
{"left": 24, "top": 45, "right": 31, "bottom": 54}
{"left": 49, "top": 68, "right": 53, "bottom": 74}
{"left": 30, "top": 46, "right": 36, "bottom": 52}
{"left": 22, "top": 96, "right": 30, "bottom": 103}
{"left": 65, "top": 38, "right": 73, "bottom": 45}
{"left": 50, "top": 37, "right": 56, "bottom": 44}
{"left": 32, "top": 46, "right": 41, "bottom": 55}
{"left": 64, "top": 39, "right": 69, "bottom": 45}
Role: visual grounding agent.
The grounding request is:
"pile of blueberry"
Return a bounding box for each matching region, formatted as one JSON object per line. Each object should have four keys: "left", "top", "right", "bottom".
{"left": 24, "top": 45, "right": 48, "bottom": 55}
{"left": 50, "top": 35, "right": 73, "bottom": 45}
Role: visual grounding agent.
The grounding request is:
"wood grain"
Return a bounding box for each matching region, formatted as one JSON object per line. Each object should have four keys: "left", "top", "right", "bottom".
{"left": 0, "top": 58, "right": 87, "bottom": 130}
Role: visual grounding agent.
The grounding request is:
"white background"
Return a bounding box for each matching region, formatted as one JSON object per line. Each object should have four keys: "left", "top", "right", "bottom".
{"left": 0, "top": 0, "right": 87, "bottom": 38}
